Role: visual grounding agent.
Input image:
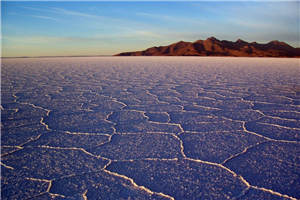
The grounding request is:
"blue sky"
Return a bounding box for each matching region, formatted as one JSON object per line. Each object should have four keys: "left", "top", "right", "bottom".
{"left": 1, "top": 1, "right": 299, "bottom": 57}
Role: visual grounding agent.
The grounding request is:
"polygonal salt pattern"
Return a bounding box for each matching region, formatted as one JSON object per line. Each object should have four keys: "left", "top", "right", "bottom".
{"left": 1, "top": 57, "right": 300, "bottom": 199}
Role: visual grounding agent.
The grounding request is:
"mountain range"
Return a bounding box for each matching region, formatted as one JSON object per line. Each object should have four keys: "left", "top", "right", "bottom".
{"left": 116, "top": 37, "right": 300, "bottom": 57}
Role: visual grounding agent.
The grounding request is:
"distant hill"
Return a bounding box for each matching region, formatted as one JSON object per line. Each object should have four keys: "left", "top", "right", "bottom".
{"left": 115, "top": 37, "right": 300, "bottom": 57}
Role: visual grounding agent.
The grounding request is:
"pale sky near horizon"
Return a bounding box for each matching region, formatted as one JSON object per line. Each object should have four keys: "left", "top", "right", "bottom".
{"left": 2, "top": 1, "right": 299, "bottom": 57}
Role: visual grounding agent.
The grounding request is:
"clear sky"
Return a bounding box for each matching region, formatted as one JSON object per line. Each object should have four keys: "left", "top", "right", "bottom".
{"left": 1, "top": 1, "right": 299, "bottom": 57}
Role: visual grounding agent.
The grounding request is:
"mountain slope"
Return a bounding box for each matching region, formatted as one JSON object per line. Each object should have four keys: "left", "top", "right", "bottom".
{"left": 116, "top": 37, "right": 300, "bottom": 57}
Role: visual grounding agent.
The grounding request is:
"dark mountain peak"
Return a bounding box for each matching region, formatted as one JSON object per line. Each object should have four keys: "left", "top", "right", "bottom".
{"left": 170, "top": 40, "right": 192, "bottom": 50}
{"left": 236, "top": 39, "right": 247, "bottom": 43}
{"left": 206, "top": 37, "right": 219, "bottom": 42}
{"left": 269, "top": 40, "right": 281, "bottom": 44}
{"left": 172, "top": 40, "right": 191, "bottom": 45}
{"left": 116, "top": 37, "right": 300, "bottom": 57}
{"left": 195, "top": 39, "right": 204, "bottom": 43}
{"left": 268, "top": 40, "right": 291, "bottom": 47}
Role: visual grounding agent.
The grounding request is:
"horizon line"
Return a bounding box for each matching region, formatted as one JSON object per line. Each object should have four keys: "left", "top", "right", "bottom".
{"left": 2, "top": 37, "right": 299, "bottom": 58}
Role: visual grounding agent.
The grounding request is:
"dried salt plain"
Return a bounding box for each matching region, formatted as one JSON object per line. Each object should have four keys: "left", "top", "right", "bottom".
{"left": 1, "top": 57, "right": 300, "bottom": 200}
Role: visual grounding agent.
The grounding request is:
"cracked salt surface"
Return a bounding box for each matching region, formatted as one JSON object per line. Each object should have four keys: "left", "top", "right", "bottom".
{"left": 1, "top": 57, "right": 300, "bottom": 200}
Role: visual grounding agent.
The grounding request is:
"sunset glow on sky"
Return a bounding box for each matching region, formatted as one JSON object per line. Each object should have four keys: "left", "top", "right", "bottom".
{"left": 2, "top": 1, "right": 299, "bottom": 57}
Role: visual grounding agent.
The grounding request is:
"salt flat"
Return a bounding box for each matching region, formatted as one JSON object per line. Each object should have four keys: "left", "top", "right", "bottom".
{"left": 1, "top": 57, "right": 300, "bottom": 199}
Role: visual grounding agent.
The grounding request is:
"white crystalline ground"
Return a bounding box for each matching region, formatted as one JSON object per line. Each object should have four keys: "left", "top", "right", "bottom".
{"left": 1, "top": 57, "right": 300, "bottom": 200}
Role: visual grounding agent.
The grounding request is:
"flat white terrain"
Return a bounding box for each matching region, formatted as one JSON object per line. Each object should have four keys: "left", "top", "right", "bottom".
{"left": 1, "top": 57, "right": 300, "bottom": 200}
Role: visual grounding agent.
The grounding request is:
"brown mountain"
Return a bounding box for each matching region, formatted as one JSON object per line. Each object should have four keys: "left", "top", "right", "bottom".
{"left": 115, "top": 37, "right": 300, "bottom": 57}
